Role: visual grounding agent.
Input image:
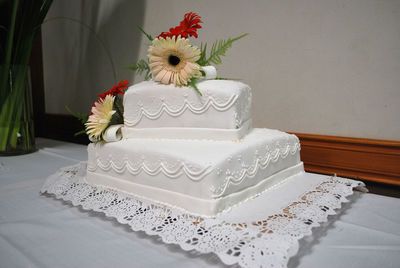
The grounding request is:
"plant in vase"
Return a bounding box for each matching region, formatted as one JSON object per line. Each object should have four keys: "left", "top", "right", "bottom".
{"left": 0, "top": 0, "right": 53, "bottom": 155}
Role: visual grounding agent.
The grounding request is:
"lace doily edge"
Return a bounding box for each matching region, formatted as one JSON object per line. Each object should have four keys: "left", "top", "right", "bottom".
{"left": 40, "top": 163, "right": 367, "bottom": 267}
{"left": 285, "top": 180, "right": 367, "bottom": 261}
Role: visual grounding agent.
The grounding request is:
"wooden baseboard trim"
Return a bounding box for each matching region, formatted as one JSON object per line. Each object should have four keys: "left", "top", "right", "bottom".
{"left": 294, "top": 133, "right": 400, "bottom": 186}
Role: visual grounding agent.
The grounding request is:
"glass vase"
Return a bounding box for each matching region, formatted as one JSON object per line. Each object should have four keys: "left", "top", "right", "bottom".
{"left": 0, "top": 65, "right": 36, "bottom": 155}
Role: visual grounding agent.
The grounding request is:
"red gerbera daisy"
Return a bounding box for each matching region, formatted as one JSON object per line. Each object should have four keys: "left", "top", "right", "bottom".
{"left": 97, "top": 80, "right": 129, "bottom": 100}
{"left": 91, "top": 80, "right": 129, "bottom": 111}
{"left": 158, "top": 12, "right": 202, "bottom": 39}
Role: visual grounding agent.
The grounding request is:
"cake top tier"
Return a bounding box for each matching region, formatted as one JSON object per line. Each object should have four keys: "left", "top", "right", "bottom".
{"left": 122, "top": 79, "right": 252, "bottom": 140}
{"left": 83, "top": 12, "right": 250, "bottom": 143}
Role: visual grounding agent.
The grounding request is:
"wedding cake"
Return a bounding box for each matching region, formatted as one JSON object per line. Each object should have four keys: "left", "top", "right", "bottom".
{"left": 83, "top": 12, "right": 304, "bottom": 217}
{"left": 86, "top": 79, "right": 304, "bottom": 217}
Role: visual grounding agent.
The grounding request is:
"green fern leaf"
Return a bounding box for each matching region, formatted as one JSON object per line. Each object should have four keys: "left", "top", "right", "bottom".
{"left": 204, "top": 33, "right": 248, "bottom": 66}
{"left": 65, "top": 105, "right": 88, "bottom": 124}
{"left": 126, "top": 59, "right": 149, "bottom": 74}
{"left": 126, "top": 59, "right": 153, "bottom": 80}
{"left": 144, "top": 70, "right": 152, "bottom": 80}
{"left": 65, "top": 105, "right": 88, "bottom": 136}
{"left": 197, "top": 42, "right": 208, "bottom": 66}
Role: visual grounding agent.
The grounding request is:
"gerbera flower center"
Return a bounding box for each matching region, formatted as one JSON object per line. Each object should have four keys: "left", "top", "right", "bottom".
{"left": 148, "top": 36, "right": 201, "bottom": 86}
{"left": 168, "top": 55, "right": 181, "bottom": 66}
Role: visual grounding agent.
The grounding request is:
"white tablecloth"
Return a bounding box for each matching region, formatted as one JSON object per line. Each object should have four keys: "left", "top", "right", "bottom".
{"left": 0, "top": 138, "right": 399, "bottom": 268}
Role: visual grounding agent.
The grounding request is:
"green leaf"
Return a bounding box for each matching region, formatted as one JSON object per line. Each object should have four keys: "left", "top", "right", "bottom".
{"left": 73, "top": 129, "right": 87, "bottom": 136}
{"left": 215, "top": 77, "right": 242, "bottom": 81}
{"left": 65, "top": 105, "right": 88, "bottom": 124}
{"left": 65, "top": 105, "right": 88, "bottom": 138}
{"left": 0, "top": 0, "right": 19, "bottom": 101}
{"left": 187, "top": 78, "right": 202, "bottom": 96}
{"left": 0, "top": 0, "right": 54, "bottom": 150}
{"left": 126, "top": 59, "right": 152, "bottom": 80}
{"left": 197, "top": 42, "right": 208, "bottom": 66}
{"left": 137, "top": 25, "right": 153, "bottom": 41}
{"left": 204, "top": 33, "right": 248, "bottom": 66}
{"left": 126, "top": 59, "right": 148, "bottom": 73}
{"left": 144, "top": 69, "right": 152, "bottom": 80}
{"left": 113, "top": 95, "right": 124, "bottom": 123}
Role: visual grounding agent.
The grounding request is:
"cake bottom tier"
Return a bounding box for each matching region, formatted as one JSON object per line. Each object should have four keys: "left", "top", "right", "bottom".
{"left": 86, "top": 128, "right": 304, "bottom": 217}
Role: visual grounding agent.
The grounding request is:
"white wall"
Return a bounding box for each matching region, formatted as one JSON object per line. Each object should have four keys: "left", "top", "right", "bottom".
{"left": 42, "top": 0, "right": 400, "bottom": 141}
{"left": 42, "top": 0, "right": 145, "bottom": 114}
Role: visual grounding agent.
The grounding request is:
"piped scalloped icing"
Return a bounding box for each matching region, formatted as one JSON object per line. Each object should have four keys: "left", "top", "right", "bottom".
{"left": 123, "top": 80, "right": 251, "bottom": 130}
{"left": 87, "top": 129, "right": 302, "bottom": 203}
{"left": 210, "top": 142, "right": 301, "bottom": 197}
{"left": 88, "top": 156, "right": 213, "bottom": 181}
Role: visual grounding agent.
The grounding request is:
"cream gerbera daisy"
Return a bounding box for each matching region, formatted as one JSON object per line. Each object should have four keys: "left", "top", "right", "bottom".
{"left": 148, "top": 36, "right": 201, "bottom": 86}
{"left": 85, "top": 95, "right": 116, "bottom": 141}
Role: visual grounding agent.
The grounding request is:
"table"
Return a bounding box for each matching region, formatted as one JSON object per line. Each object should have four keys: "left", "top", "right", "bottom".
{"left": 1, "top": 138, "right": 399, "bottom": 268}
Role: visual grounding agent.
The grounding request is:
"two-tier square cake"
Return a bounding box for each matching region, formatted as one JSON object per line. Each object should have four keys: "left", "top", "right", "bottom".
{"left": 86, "top": 80, "right": 304, "bottom": 217}
{"left": 84, "top": 11, "right": 304, "bottom": 217}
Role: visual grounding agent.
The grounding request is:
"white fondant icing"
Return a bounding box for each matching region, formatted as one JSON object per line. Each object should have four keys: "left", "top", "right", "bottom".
{"left": 85, "top": 162, "right": 304, "bottom": 217}
{"left": 125, "top": 94, "right": 237, "bottom": 125}
{"left": 123, "top": 80, "right": 251, "bottom": 134}
{"left": 88, "top": 156, "right": 213, "bottom": 181}
{"left": 86, "top": 78, "right": 304, "bottom": 217}
{"left": 212, "top": 142, "right": 301, "bottom": 197}
{"left": 86, "top": 128, "right": 303, "bottom": 216}
{"left": 120, "top": 119, "right": 252, "bottom": 140}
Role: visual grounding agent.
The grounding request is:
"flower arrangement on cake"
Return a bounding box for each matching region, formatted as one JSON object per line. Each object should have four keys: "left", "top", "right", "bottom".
{"left": 69, "top": 12, "right": 247, "bottom": 142}
{"left": 67, "top": 80, "right": 129, "bottom": 142}
{"left": 128, "top": 12, "right": 248, "bottom": 95}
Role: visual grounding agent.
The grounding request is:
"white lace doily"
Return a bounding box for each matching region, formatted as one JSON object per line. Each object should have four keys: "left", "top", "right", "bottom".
{"left": 41, "top": 162, "right": 366, "bottom": 268}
